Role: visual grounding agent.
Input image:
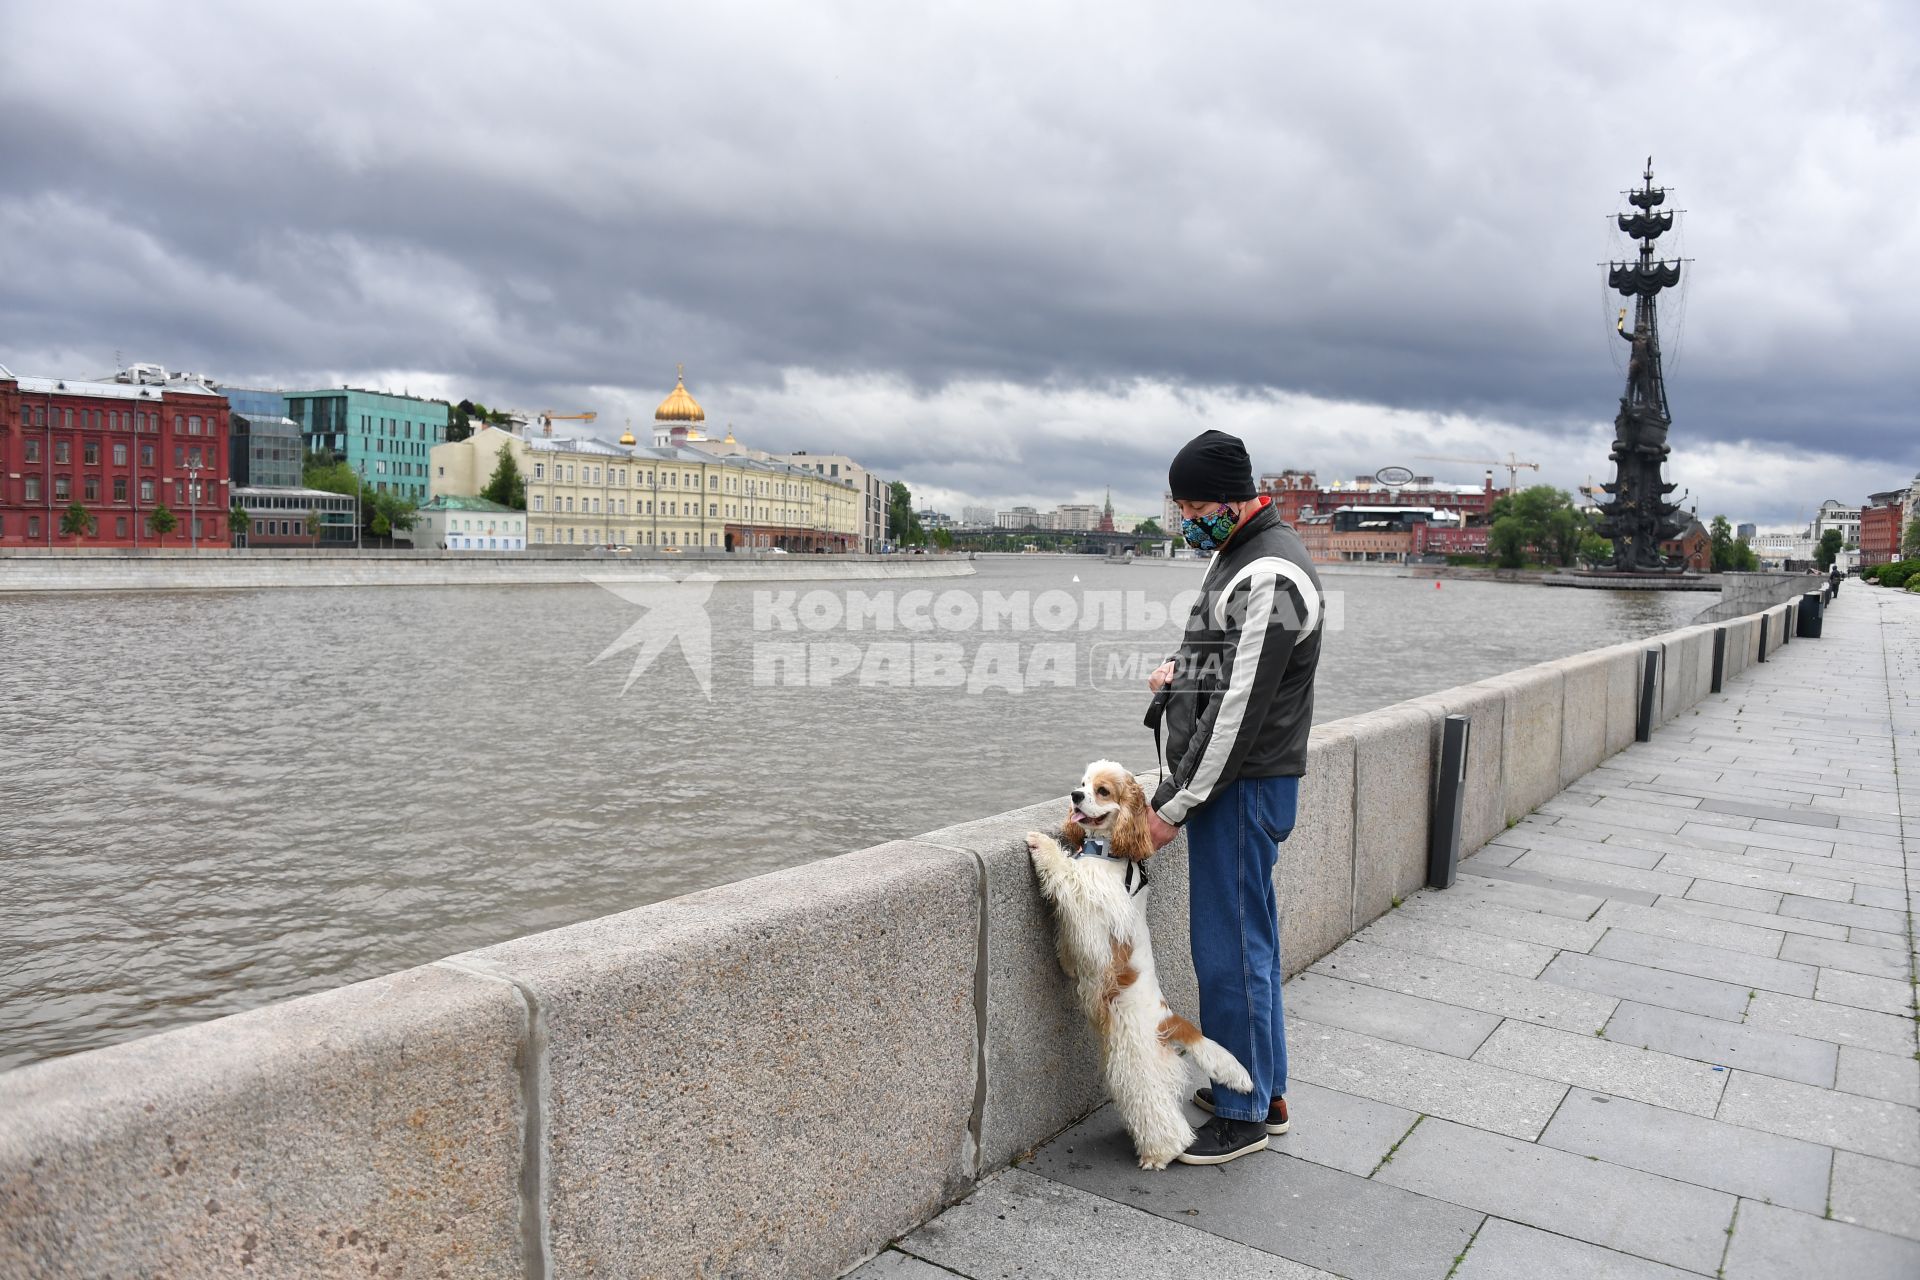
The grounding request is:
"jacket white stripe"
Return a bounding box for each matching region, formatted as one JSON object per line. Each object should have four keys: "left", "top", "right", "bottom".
{"left": 1214, "top": 555, "right": 1320, "bottom": 636}
{"left": 1161, "top": 570, "right": 1277, "bottom": 825}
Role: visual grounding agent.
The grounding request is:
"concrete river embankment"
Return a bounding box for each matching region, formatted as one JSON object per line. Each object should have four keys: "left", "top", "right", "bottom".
{"left": 0, "top": 548, "right": 978, "bottom": 592}
{"left": 0, "top": 584, "right": 1863, "bottom": 1277}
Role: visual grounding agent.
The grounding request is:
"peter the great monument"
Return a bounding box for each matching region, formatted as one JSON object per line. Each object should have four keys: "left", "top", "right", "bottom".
{"left": 1593, "top": 158, "right": 1692, "bottom": 574}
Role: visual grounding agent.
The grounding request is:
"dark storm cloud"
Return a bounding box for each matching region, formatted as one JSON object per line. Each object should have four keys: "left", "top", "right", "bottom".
{"left": 3, "top": 0, "right": 1916, "bottom": 518}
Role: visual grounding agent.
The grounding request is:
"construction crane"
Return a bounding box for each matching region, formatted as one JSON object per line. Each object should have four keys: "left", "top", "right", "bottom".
{"left": 1413, "top": 453, "right": 1543, "bottom": 491}
{"left": 537, "top": 410, "right": 597, "bottom": 436}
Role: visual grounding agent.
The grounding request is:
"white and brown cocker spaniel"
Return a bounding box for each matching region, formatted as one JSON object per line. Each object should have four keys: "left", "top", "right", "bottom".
{"left": 1026, "top": 760, "right": 1252, "bottom": 1169}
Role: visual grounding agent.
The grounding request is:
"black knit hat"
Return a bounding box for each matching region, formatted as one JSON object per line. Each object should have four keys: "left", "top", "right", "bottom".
{"left": 1168, "top": 430, "right": 1256, "bottom": 502}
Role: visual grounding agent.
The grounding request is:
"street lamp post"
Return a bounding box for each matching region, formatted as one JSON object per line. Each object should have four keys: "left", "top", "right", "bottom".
{"left": 185, "top": 461, "right": 203, "bottom": 550}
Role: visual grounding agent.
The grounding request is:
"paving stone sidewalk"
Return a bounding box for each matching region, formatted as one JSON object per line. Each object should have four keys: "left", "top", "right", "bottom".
{"left": 856, "top": 588, "right": 1920, "bottom": 1280}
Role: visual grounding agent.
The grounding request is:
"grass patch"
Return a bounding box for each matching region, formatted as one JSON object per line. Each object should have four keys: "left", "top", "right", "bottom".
{"left": 1369, "top": 1114, "right": 1425, "bottom": 1177}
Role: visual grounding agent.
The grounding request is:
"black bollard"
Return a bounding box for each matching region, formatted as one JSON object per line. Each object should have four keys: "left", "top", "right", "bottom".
{"left": 1428, "top": 714, "right": 1470, "bottom": 890}
{"left": 1797, "top": 591, "right": 1824, "bottom": 638}
{"left": 1636, "top": 648, "right": 1661, "bottom": 742}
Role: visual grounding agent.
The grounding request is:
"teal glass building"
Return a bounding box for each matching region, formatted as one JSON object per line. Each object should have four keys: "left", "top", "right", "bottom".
{"left": 282, "top": 387, "right": 450, "bottom": 504}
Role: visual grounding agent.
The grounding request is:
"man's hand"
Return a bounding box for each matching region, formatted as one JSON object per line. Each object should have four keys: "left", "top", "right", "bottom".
{"left": 1148, "top": 659, "right": 1176, "bottom": 692}
{"left": 1147, "top": 809, "right": 1178, "bottom": 849}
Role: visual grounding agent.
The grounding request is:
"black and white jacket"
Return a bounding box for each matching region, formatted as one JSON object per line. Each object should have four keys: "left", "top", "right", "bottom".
{"left": 1150, "top": 500, "right": 1323, "bottom": 826}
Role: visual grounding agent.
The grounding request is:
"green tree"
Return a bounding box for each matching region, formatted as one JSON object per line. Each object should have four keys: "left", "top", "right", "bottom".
{"left": 371, "top": 490, "right": 417, "bottom": 535}
{"left": 1133, "top": 518, "right": 1165, "bottom": 538}
{"left": 887, "top": 480, "right": 925, "bottom": 546}
{"left": 371, "top": 510, "right": 391, "bottom": 537}
{"left": 1815, "top": 528, "right": 1844, "bottom": 569}
{"left": 228, "top": 502, "right": 249, "bottom": 538}
{"left": 1708, "top": 515, "right": 1737, "bottom": 572}
{"left": 1904, "top": 517, "right": 1920, "bottom": 558}
{"left": 1579, "top": 532, "right": 1614, "bottom": 565}
{"left": 1489, "top": 515, "right": 1530, "bottom": 568}
{"left": 931, "top": 527, "right": 954, "bottom": 551}
{"left": 1486, "top": 485, "right": 1586, "bottom": 567}
{"left": 481, "top": 448, "right": 528, "bottom": 510}
{"left": 148, "top": 503, "right": 177, "bottom": 538}
{"left": 59, "top": 501, "right": 95, "bottom": 540}
{"left": 304, "top": 455, "right": 361, "bottom": 496}
{"left": 304, "top": 509, "right": 324, "bottom": 542}
{"left": 1730, "top": 537, "right": 1759, "bottom": 572}
{"left": 448, "top": 400, "right": 476, "bottom": 444}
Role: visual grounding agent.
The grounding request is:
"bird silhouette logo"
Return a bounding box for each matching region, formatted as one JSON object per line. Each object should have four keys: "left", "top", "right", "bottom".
{"left": 588, "top": 573, "right": 718, "bottom": 697}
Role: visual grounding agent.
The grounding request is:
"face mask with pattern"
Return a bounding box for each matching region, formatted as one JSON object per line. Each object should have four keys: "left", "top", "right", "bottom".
{"left": 1180, "top": 505, "right": 1238, "bottom": 551}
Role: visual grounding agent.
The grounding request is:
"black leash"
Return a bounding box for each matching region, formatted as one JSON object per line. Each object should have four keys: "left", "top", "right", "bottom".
{"left": 1145, "top": 686, "right": 1171, "bottom": 780}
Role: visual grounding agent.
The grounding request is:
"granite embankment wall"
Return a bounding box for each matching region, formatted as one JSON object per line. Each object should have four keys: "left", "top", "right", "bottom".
{"left": 0, "top": 594, "right": 1827, "bottom": 1279}
{"left": 1694, "top": 569, "right": 1831, "bottom": 623}
{"left": 0, "top": 550, "right": 976, "bottom": 592}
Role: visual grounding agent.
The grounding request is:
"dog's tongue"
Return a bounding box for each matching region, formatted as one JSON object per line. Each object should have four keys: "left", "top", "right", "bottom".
{"left": 1070, "top": 807, "right": 1091, "bottom": 824}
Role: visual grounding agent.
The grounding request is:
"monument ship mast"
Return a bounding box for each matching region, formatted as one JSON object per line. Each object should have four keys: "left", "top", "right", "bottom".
{"left": 1595, "top": 158, "right": 1689, "bottom": 572}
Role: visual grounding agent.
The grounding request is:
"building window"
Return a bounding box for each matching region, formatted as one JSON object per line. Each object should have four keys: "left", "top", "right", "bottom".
{"left": 24, "top": 477, "right": 40, "bottom": 501}
{"left": 188, "top": 446, "right": 202, "bottom": 466}
{"left": 709, "top": 503, "right": 718, "bottom": 517}
{"left": 24, "top": 440, "right": 40, "bottom": 463}
{"left": 54, "top": 440, "right": 70, "bottom": 464}
{"left": 535, "top": 528, "right": 545, "bottom": 543}
{"left": 83, "top": 441, "right": 100, "bottom": 465}
{"left": 84, "top": 477, "right": 99, "bottom": 501}
{"left": 114, "top": 477, "right": 127, "bottom": 501}
{"left": 534, "top": 463, "right": 544, "bottom": 479}
{"left": 27, "top": 516, "right": 39, "bottom": 538}
{"left": 54, "top": 477, "right": 70, "bottom": 500}
{"left": 173, "top": 415, "right": 183, "bottom": 433}
{"left": 175, "top": 446, "right": 185, "bottom": 466}
{"left": 254, "top": 520, "right": 265, "bottom": 535}
{"left": 113, "top": 443, "right": 127, "bottom": 466}
{"left": 141, "top": 445, "right": 155, "bottom": 467}
{"left": 141, "top": 480, "right": 155, "bottom": 501}
{"left": 116, "top": 517, "right": 127, "bottom": 537}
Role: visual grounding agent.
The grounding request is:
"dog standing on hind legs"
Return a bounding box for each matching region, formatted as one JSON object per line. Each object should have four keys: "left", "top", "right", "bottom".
{"left": 1026, "top": 760, "right": 1253, "bottom": 1170}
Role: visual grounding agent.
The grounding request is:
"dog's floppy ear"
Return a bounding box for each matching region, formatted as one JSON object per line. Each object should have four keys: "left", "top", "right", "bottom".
{"left": 1060, "top": 817, "right": 1086, "bottom": 851}
{"left": 1111, "top": 773, "right": 1153, "bottom": 861}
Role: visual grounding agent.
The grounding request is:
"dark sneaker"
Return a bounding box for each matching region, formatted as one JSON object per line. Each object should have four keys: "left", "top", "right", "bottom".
{"left": 1194, "top": 1087, "right": 1290, "bottom": 1134}
{"left": 1175, "top": 1115, "right": 1269, "bottom": 1166}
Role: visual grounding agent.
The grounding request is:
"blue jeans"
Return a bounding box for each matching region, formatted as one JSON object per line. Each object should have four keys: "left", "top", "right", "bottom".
{"left": 1185, "top": 774, "right": 1297, "bottom": 1122}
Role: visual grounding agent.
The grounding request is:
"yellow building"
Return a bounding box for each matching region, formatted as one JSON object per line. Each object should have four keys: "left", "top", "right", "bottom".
{"left": 431, "top": 373, "right": 862, "bottom": 552}
{"left": 429, "top": 424, "right": 526, "bottom": 501}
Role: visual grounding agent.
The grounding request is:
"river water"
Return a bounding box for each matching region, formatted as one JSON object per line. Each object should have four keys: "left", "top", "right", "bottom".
{"left": 0, "top": 558, "right": 1703, "bottom": 1070}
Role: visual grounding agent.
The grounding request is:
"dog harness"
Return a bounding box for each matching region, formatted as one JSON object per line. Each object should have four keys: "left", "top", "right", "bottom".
{"left": 1069, "top": 833, "right": 1149, "bottom": 897}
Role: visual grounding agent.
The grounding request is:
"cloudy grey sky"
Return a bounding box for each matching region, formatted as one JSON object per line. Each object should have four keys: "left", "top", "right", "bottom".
{"left": 4, "top": 1, "right": 1915, "bottom": 526}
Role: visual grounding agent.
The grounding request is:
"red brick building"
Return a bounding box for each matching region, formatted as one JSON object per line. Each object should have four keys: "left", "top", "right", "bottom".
{"left": 1260, "top": 469, "right": 1503, "bottom": 528}
{"left": 1860, "top": 493, "right": 1906, "bottom": 568}
{"left": 1412, "top": 522, "right": 1490, "bottom": 558}
{"left": 1659, "top": 519, "right": 1712, "bottom": 572}
{"left": 0, "top": 371, "right": 231, "bottom": 548}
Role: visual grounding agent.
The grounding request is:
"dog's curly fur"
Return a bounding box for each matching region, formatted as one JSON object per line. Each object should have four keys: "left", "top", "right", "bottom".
{"left": 1026, "top": 760, "right": 1252, "bottom": 1169}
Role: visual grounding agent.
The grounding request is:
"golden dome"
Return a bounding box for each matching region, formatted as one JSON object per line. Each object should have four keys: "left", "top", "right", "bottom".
{"left": 619, "top": 419, "right": 636, "bottom": 446}
{"left": 654, "top": 367, "right": 706, "bottom": 423}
